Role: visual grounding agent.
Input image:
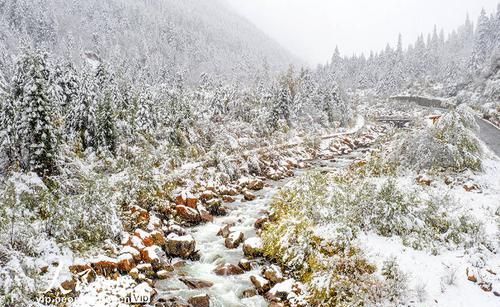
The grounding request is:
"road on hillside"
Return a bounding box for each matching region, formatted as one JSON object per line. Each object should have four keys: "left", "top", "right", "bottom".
{"left": 476, "top": 117, "right": 500, "bottom": 157}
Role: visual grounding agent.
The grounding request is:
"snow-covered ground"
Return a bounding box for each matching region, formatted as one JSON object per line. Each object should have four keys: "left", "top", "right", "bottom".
{"left": 360, "top": 157, "right": 500, "bottom": 306}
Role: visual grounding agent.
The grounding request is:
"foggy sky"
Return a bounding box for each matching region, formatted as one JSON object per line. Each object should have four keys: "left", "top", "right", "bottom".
{"left": 226, "top": 0, "right": 499, "bottom": 65}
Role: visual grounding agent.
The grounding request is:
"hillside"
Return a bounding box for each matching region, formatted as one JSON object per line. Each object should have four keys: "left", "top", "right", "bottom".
{"left": 0, "top": 0, "right": 295, "bottom": 83}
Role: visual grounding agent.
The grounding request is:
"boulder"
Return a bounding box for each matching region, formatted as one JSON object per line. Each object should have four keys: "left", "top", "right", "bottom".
{"left": 200, "top": 190, "right": 217, "bottom": 201}
{"left": 225, "top": 231, "right": 244, "bottom": 249}
{"left": 416, "top": 174, "right": 432, "bottom": 186}
{"left": 213, "top": 263, "right": 244, "bottom": 276}
{"left": 172, "top": 259, "right": 186, "bottom": 268}
{"left": 242, "top": 288, "right": 257, "bottom": 298}
{"left": 179, "top": 277, "right": 214, "bottom": 289}
{"left": 268, "top": 279, "right": 295, "bottom": 300}
{"left": 129, "top": 267, "right": 140, "bottom": 279}
{"left": 243, "top": 190, "right": 256, "bottom": 201}
{"left": 117, "top": 253, "right": 136, "bottom": 272}
{"left": 254, "top": 217, "right": 269, "bottom": 229}
{"left": 133, "top": 282, "right": 156, "bottom": 303}
{"left": 59, "top": 278, "right": 77, "bottom": 295}
{"left": 217, "top": 224, "right": 232, "bottom": 238}
{"left": 120, "top": 246, "right": 141, "bottom": 261}
{"left": 120, "top": 231, "right": 132, "bottom": 245}
{"left": 91, "top": 256, "right": 118, "bottom": 276}
{"left": 176, "top": 205, "right": 201, "bottom": 223}
{"left": 250, "top": 275, "right": 270, "bottom": 294}
{"left": 137, "top": 263, "right": 155, "bottom": 278}
{"left": 262, "top": 265, "right": 284, "bottom": 284}
{"left": 77, "top": 268, "right": 96, "bottom": 284}
{"left": 156, "top": 269, "right": 173, "bottom": 280}
{"left": 219, "top": 186, "right": 239, "bottom": 196}
{"left": 129, "top": 235, "right": 146, "bottom": 251}
{"left": 466, "top": 267, "right": 478, "bottom": 283}
{"left": 222, "top": 195, "right": 236, "bottom": 203}
{"left": 205, "top": 199, "right": 227, "bottom": 216}
{"left": 243, "top": 237, "right": 263, "bottom": 258}
{"left": 134, "top": 229, "right": 154, "bottom": 246}
{"left": 141, "top": 245, "right": 166, "bottom": 266}
{"left": 238, "top": 259, "right": 252, "bottom": 271}
{"left": 463, "top": 182, "right": 480, "bottom": 192}
{"left": 247, "top": 179, "right": 264, "bottom": 190}
{"left": 188, "top": 294, "right": 210, "bottom": 307}
{"left": 198, "top": 206, "right": 214, "bottom": 223}
{"left": 175, "top": 191, "right": 198, "bottom": 209}
{"left": 165, "top": 233, "right": 196, "bottom": 258}
{"left": 150, "top": 230, "right": 166, "bottom": 246}
{"left": 164, "top": 224, "right": 187, "bottom": 236}
{"left": 479, "top": 281, "right": 492, "bottom": 292}
{"left": 129, "top": 205, "right": 150, "bottom": 225}
{"left": 146, "top": 214, "right": 162, "bottom": 231}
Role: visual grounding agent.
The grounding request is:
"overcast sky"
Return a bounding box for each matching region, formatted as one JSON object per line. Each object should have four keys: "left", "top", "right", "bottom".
{"left": 226, "top": 0, "right": 499, "bottom": 65}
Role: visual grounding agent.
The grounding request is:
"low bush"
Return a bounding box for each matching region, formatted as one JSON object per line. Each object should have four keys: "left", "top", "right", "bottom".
{"left": 389, "top": 105, "right": 481, "bottom": 172}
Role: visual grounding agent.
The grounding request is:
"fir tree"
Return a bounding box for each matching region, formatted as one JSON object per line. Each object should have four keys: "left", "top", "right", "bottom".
{"left": 96, "top": 89, "right": 117, "bottom": 153}
{"left": 16, "top": 52, "right": 59, "bottom": 176}
{"left": 135, "top": 87, "right": 156, "bottom": 135}
{"left": 67, "top": 70, "right": 97, "bottom": 151}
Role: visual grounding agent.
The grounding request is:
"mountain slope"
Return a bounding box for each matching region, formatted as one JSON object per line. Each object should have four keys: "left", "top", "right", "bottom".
{"left": 0, "top": 0, "right": 295, "bottom": 82}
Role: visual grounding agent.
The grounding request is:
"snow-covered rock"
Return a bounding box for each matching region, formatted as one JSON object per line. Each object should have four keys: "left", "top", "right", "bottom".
{"left": 262, "top": 264, "right": 284, "bottom": 284}
{"left": 243, "top": 237, "right": 263, "bottom": 258}
{"left": 165, "top": 233, "right": 196, "bottom": 258}
{"left": 213, "top": 263, "right": 244, "bottom": 276}
{"left": 225, "top": 231, "right": 244, "bottom": 249}
{"left": 175, "top": 205, "right": 201, "bottom": 223}
{"left": 250, "top": 275, "right": 270, "bottom": 294}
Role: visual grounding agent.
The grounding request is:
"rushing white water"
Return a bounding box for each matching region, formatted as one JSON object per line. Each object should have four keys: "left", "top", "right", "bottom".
{"left": 155, "top": 155, "right": 360, "bottom": 307}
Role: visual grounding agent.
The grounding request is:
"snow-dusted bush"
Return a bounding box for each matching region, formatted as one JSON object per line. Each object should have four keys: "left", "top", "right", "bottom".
{"left": 0, "top": 249, "right": 38, "bottom": 306}
{"left": 0, "top": 171, "right": 121, "bottom": 252}
{"left": 390, "top": 105, "right": 481, "bottom": 172}
{"left": 56, "top": 174, "right": 122, "bottom": 249}
{"left": 381, "top": 258, "right": 408, "bottom": 304}
{"left": 262, "top": 173, "right": 404, "bottom": 306}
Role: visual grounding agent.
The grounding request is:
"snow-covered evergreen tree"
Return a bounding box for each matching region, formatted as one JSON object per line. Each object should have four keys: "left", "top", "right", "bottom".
{"left": 135, "top": 87, "right": 156, "bottom": 136}
{"left": 16, "top": 52, "right": 59, "bottom": 176}
{"left": 67, "top": 70, "right": 98, "bottom": 151}
{"left": 471, "top": 9, "right": 491, "bottom": 73}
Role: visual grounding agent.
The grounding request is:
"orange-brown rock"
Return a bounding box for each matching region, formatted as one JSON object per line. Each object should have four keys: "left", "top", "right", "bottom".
{"left": 176, "top": 205, "right": 201, "bottom": 223}
{"left": 243, "top": 190, "right": 256, "bottom": 201}
{"left": 213, "top": 263, "right": 244, "bottom": 276}
{"left": 200, "top": 190, "right": 217, "bottom": 201}
{"left": 134, "top": 229, "right": 154, "bottom": 246}
{"left": 222, "top": 195, "right": 236, "bottom": 203}
{"left": 69, "top": 262, "right": 91, "bottom": 274}
{"left": 175, "top": 191, "right": 198, "bottom": 209}
{"left": 117, "top": 253, "right": 136, "bottom": 272}
{"left": 188, "top": 294, "right": 210, "bottom": 307}
{"left": 91, "top": 256, "right": 118, "bottom": 276}
{"left": 120, "top": 246, "right": 141, "bottom": 261}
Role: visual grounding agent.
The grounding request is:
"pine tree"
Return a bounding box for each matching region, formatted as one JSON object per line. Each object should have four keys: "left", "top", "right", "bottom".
{"left": 67, "top": 70, "right": 98, "bottom": 151}
{"left": 471, "top": 9, "right": 491, "bottom": 72}
{"left": 135, "top": 87, "right": 156, "bottom": 135}
{"left": 16, "top": 52, "right": 59, "bottom": 176}
{"left": 0, "top": 93, "right": 17, "bottom": 168}
{"left": 96, "top": 89, "right": 117, "bottom": 153}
